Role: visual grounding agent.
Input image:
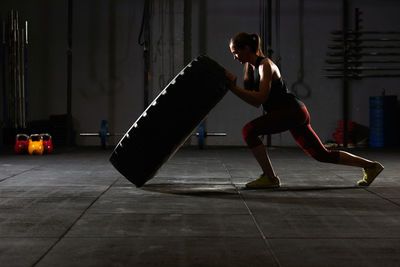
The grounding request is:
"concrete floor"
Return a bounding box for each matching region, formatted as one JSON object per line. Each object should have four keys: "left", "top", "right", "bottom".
{"left": 0, "top": 146, "right": 399, "bottom": 267}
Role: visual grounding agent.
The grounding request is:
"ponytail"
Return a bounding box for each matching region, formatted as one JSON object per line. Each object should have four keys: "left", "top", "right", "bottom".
{"left": 251, "top": 34, "right": 265, "bottom": 57}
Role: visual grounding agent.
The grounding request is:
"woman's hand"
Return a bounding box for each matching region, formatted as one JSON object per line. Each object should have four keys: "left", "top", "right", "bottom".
{"left": 225, "top": 70, "right": 237, "bottom": 88}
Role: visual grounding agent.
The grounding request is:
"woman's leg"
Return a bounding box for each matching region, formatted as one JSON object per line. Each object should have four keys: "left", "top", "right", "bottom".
{"left": 290, "top": 106, "right": 384, "bottom": 185}
{"left": 337, "top": 151, "right": 375, "bottom": 168}
{"left": 242, "top": 108, "right": 307, "bottom": 187}
{"left": 250, "top": 143, "right": 276, "bottom": 178}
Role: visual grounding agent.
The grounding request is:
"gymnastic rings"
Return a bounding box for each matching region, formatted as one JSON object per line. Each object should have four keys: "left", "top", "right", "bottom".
{"left": 291, "top": 76, "right": 311, "bottom": 99}
{"left": 291, "top": 0, "right": 311, "bottom": 99}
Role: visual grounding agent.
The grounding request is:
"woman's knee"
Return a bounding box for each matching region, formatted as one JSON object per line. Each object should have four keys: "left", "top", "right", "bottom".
{"left": 242, "top": 122, "right": 262, "bottom": 148}
{"left": 242, "top": 122, "right": 254, "bottom": 140}
{"left": 311, "top": 150, "right": 340, "bottom": 164}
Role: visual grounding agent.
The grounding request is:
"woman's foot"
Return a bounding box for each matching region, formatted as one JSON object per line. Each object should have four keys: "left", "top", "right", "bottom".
{"left": 357, "top": 162, "right": 384, "bottom": 186}
{"left": 246, "top": 174, "right": 280, "bottom": 189}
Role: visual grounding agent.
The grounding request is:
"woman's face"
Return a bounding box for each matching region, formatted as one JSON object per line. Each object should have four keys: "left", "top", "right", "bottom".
{"left": 230, "top": 43, "right": 249, "bottom": 64}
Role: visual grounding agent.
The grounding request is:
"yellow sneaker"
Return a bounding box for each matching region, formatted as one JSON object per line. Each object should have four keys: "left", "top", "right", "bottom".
{"left": 357, "top": 162, "right": 384, "bottom": 186}
{"left": 245, "top": 174, "right": 280, "bottom": 189}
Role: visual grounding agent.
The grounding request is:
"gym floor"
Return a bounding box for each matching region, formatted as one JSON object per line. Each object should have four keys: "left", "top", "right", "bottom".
{"left": 1, "top": 146, "right": 399, "bottom": 267}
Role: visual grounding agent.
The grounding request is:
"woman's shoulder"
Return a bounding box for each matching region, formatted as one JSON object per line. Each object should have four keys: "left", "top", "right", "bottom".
{"left": 259, "top": 58, "right": 281, "bottom": 79}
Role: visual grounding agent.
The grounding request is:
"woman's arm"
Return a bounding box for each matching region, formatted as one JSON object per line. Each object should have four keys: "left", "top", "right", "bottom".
{"left": 243, "top": 63, "right": 251, "bottom": 89}
{"left": 226, "top": 62, "right": 273, "bottom": 108}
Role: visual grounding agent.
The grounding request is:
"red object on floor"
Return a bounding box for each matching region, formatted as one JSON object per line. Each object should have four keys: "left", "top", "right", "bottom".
{"left": 14, "top": 134, "right": 29, "bottom": 154}
{"left": 333, "top": 120, "right": 356, "bottom": 146}
{"left": 41, "top": 133, "right": 54, "bottom": 154}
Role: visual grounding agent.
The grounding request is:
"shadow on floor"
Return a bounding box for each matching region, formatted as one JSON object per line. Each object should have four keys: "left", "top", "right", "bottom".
{"left": 141, "top": 183, "right": 363, "bottom": 197}
{"left": 141, "top": 184, "right": 238, "bottom": 196}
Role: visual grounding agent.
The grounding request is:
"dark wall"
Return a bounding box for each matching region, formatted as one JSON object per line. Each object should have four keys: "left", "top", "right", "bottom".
{"left": 1, "top": 0, "right": 399, "bottom": 146}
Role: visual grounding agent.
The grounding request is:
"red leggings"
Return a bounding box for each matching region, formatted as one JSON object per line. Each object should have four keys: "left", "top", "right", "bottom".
{"left": 242, "top": 105, "right": 340, "bottom": 163}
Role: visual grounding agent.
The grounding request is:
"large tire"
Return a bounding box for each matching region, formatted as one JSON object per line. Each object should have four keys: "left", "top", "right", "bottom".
{"left": 109, "top": 55, "right": 230, "bottom": 187}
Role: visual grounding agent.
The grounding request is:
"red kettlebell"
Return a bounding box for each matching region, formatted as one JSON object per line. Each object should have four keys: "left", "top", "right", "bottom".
{"left": 41, "top": 133, "right": 54, "bottom": 154}
{"left": 15, "top": 134, "right": 30, "bottom": 154}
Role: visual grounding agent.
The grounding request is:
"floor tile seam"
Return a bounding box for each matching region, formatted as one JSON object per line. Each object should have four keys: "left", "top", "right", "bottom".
{"left": 364, "top": 188, "right": 400, "bottom": 209}
{"left": 31, "top": 177, "right": 120, "bottom": 267}
{"left": 237, "top": 197, "right": 279, "bottom": 266}
{"left": 0, "top": 166, "right": 41, "bottom": 184}
{"left": 216, "top": 153, "right": 282, "bottom": 267}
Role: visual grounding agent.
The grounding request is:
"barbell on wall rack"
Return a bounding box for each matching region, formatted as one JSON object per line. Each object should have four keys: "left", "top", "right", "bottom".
{"left": 324, "top": 6, "right": 400, "bottom": 146}
{"left": 328, "top": 52, "right": 400, "bottom": 57}
{"left": 326, "top": 59, "right": 400, "bottom": 64}
{"left": 328, "top": 45, "right": 400, "bottom": 49}
{"left": 332, "top": 38, "right": 400, "bottom": 42}
{"left": 325, "top": 67, "right": 400, "bottom": 71}
{"left": 325, "top": 74, "right": 400, "bottom": 78}
{"left": 331, "top": 30, "right": 400, "bottom": 35}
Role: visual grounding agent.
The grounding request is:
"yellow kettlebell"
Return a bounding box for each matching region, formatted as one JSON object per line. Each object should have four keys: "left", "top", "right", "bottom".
{"left": 28, "top": 134, "right": 44, "bottom": 155}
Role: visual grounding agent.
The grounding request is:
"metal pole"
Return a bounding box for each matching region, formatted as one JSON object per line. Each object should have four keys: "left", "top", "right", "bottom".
{"left": 198, "top": 0, "right": 207, "bottom": 149}
{"left": 275, "top": 0, "right": 281, "bottom": 67}
{"left": 24, "top": 21, "right": 28, "bottom": 125}
{"left": 2, "top": 20, "right": 6, "bottom": 125}
{"left": 21, "top": 28, "right": 25, "bottom": 128}
{"left": 66, "top": 0, "right": 74, "bottom": 146}
{"left": 67, "top": 0, "right": 72, "bottom": 116}
{"left": 140, "top": 0, "right": 151, "bottom": 109}
{"left": 168, "top": 0, "right": 175, "bottom": 77}
{"left": 342, "top": 0, "right": 349, "bottom": 147}
{"left": 266, "top": 0, "right": 272, "bottom": 147}
{"left": 16, "top": 10, "right": 22, "bottom": 129}
{"left": 12, "top": 10, "right": 18, "bottom": 129}
{"left": 259, "top": 0, "right": 273, "bottom": 147}
{"left": 267, "top": 0, "right": 272, "bottom": 57}
{"left": 183, "top": 0, "right": 192, "bottom": 65}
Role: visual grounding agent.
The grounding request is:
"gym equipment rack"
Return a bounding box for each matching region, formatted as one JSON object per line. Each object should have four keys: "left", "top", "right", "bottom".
{"left": 324, "top": 3, "right": 400, "bottom": 147}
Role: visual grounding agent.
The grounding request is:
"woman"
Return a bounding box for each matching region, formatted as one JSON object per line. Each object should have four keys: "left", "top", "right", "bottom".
{"left": 225, "top": 32, "right": 383, "bottom": 188}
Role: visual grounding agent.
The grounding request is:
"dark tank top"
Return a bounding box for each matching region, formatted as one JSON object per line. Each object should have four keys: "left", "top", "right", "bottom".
{"left": 246, "top": 57, "right": 304, "bottom": 111}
